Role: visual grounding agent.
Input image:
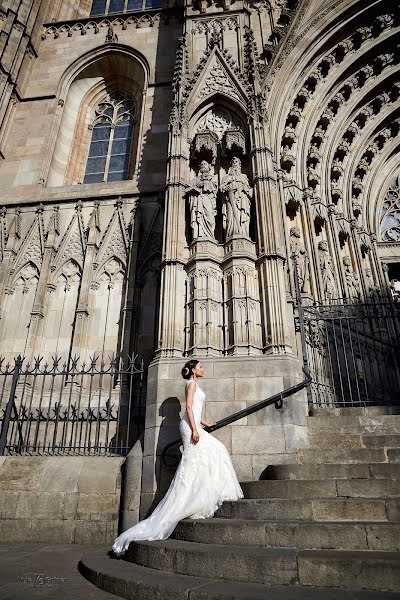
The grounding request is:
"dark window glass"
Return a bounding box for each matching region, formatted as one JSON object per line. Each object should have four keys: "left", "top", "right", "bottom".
{"left": 84, "top": 98, "right": 134, "bottom": 184}
{"left": 110, "top": 151, "right": 130, "bottom": 169}
{"left": 145, "top": 0, "right": 161, "bottom": 8}
{"left": 109, "top": 0, "right": 125, "bottom": 13}
{"left": 84, "top": 123, "right": 111, "bottom": 183}
{"left": 84, "top": 173, "right": 104, "bottom": 184}
{"left": 114, "top": 122, "right": 132, "bottom": 140}
{"left": 85, "top": 155, "right": 107, "bottom": 175}
{"left": 107, "top": 122, "right": 132, "bottom": 181}
{"left": 108, "top": 171, "right": 127, "bottom": 182}
{"left": 90, "top": 0, "right": 107, "bottom": 16}
{"left": 112, "top": 139, "right": 130, "bottom": 154}
{"left": 88, "top": 140, "right": 109, "bottom": 158}
{"left": 92, "top": 125, "right": 111, "bottom": 142}
{"left": 127, "top": 0, "right": 142, "bottom": 10}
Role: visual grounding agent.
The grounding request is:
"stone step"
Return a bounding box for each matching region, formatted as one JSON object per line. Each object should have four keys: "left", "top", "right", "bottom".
{"left": 124, "top": 539, "right": 298, "bottom": 586}
{"left": 299, "top": 549, "right": 400, "bottom": 592}
{"left": 324, "top": 426, "right": 400, "bottom": 437}
{"left": 80, "top": 548, "right": 400, "bottom": 600}
{"left": 296, "top": 447, "right": 388, "bottom": 464}
{"left": 308, "top": 432, "right": 400, "bottom": 449}
{"left": 240, "top": 478, "right": 400, "bottom": 499}
{"left": 308, "top": 414, "right": 400, "bottom": 429}
{"left": 124, "top": 540, "right": 400, "bottom": 592}
{"left": 173, "top": 518, "right": 400, "bottom": 551}
{"left": 266, "top": 463, "right": 400, "bottom": 480}
{"left": 215, "top": 497, "right": 400, "bottom": 521}
{"left": 309, "top": 406, "right": 400, "bottom": 418}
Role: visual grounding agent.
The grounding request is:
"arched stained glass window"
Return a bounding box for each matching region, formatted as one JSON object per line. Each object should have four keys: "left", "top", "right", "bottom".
{"left": 90, "top": 0, "right": 160, "bottom": 15}
{"left": 84, "top": 91, "right": 135, "bottom": 184}
{"left": 380, "top": 175, "right": 400, "bottom": 242}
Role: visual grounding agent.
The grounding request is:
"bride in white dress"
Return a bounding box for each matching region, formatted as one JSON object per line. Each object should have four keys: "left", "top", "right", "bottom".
{"left": 112, "top": 359, "right": 243, "bottom": 557}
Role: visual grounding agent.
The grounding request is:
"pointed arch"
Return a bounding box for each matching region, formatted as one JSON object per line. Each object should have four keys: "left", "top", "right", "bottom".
{"left": 46, "top": 44, "right": 149, "bottom": 187}
{"left": 11, "top": 212, "right": 44, "bottom": 277}
{"left": 51, "top": 209, "right": 86, "bottom": 279}
{"left": 0, "top": 261, "right": 40, "bottom": 360}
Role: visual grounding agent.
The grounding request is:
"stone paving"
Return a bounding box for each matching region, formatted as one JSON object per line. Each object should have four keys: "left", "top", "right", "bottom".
{"left": 0, "top": 544, "right": 124, "bottom": 600}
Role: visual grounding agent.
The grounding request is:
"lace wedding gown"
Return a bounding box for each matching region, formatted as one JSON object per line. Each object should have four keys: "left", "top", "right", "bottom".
{"left": 112, "top": 380, "right": 243, "bottom": 557}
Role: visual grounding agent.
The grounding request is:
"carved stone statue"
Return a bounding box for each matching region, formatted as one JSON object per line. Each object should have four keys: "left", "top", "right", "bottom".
{"left": 220, "top": 157, "right": 253, "bottom": 238}
{"left": 364, "top": 267, "right": 379, "bottom": 301}
{"left": 390, "top": 278, "right": 400, "bottom": 302}
{"left": 186, "top": 160, "right": 218, "bottom": 240}
{"left": 290, "top": 226, "right": 310, "bottom": 294}
{"left": 318, "top": 240, "right": 337, "bottom": 301}
{"left": 343, "top": 255, "right": 360, "bottom": 300}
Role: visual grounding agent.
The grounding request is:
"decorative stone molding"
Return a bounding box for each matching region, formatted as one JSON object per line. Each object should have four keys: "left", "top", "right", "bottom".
{"left": 192, "top": 15, "right": 239, "bottom": 34}
{"left": 42, "top": 13, "right": 163, "bottom": 39}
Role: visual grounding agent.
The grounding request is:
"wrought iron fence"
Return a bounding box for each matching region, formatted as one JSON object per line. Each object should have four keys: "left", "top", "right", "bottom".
{"left": 0, "top": 354, "right": 144, "bottom": 456}
{"left": 293, "top": 257, "right": 400, "bottom": 408}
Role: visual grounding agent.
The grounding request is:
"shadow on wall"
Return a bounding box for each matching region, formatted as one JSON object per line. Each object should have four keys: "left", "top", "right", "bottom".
{"left": 145, "top": 396, "right": 181, "bottom": 514}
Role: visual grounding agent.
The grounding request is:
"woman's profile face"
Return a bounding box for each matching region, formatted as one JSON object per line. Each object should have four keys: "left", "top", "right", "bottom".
{"left": 192, "top": 362, "right": 204, "bottom": 378}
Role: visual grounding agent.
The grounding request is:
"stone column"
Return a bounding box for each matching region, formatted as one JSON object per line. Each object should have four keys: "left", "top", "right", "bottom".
{"left": 119, "top": 199, "right": 140, "bottom": 358}
{"left": 185, "top": 240, "right": 224, "bottom": 357}
{"left": 222, "top": 237, "right": 262, "bottom": 355}
{"left": 251, "top": 122, "right": 291, "bottom": 354}
{"left": 156, "top": 127, "right": 189, "bottom": 358}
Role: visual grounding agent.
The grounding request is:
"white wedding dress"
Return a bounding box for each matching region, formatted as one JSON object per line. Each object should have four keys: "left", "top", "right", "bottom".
{"left": 112, "top": 380, "right": 243, "bottom": 557}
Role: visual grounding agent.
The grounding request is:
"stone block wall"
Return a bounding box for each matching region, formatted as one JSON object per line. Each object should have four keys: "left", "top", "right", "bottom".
{"left": 140, "top": 355, "right": 308, "bottom": 516}
{"left": 0, "top": 455, "right": 124, "bottom": 544}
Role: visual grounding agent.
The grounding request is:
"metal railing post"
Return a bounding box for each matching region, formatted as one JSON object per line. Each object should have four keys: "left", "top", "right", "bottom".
{"left": 0, "top": 355, "right": 23, "bottom": 455}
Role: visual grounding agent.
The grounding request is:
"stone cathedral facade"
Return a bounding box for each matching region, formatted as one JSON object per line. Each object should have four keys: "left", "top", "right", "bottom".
{"left": 1, "top": 0, "right": 400, "bottom": 512}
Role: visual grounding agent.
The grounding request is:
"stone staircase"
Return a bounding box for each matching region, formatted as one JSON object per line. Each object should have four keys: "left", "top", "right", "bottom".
{"left": 80, "top": 407, "right": 400, "bottom": 599}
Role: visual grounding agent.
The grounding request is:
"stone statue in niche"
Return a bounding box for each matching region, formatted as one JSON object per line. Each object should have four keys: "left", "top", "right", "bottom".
{"left": 318, "top": 240, "right": 337, "bottom": 301}
{"left": 290, "top": 226, "right": 310, "bottom": 294}
{"left": 343, "top": 256, "right": 360, "bottom": 300}
{"left": 390, "top": 278, "right": 400, "bottom": 302}
{"left": 365, "top": 268, "right": 380, "bottom": 301}
{"left": 186, "top": 160, "right": 218, "bottom": 240}
{"left": 220, "top": 157, "right": 253, "bottom": 239}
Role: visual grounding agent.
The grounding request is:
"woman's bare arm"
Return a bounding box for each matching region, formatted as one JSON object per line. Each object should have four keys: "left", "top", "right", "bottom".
{"left": 200, "top": 418, "right": 215, "bottom": 428}
{"left": 185, "top": 381, "right": 199, "bottom": 444}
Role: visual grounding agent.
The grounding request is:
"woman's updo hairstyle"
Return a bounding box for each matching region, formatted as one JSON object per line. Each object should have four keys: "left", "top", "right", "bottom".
{"left": 181, "top": 359, "right": 199, "bottom": 380}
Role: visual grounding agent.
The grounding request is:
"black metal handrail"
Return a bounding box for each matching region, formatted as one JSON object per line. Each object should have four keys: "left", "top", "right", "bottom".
{"left": 161, "top": 367, "right": 311, "bottom": 468}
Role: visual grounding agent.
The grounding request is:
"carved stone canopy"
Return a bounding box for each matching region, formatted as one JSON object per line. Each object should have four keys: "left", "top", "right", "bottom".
{"left": 283, "top": 179, "right": 303, "bottom": 215}
{"left": 224, "top": 128, "right": 246, "bottom": 157}
{"left": 191, "top": 107, "right": 247, "bottom": 165}
{"left": 192, "top": 130, "right": 219, "bottom": 164}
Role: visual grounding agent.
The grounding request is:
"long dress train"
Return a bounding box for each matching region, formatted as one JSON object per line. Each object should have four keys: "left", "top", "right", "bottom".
{"left": 112, "top": 380, "right": 243, "bottom": 557}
